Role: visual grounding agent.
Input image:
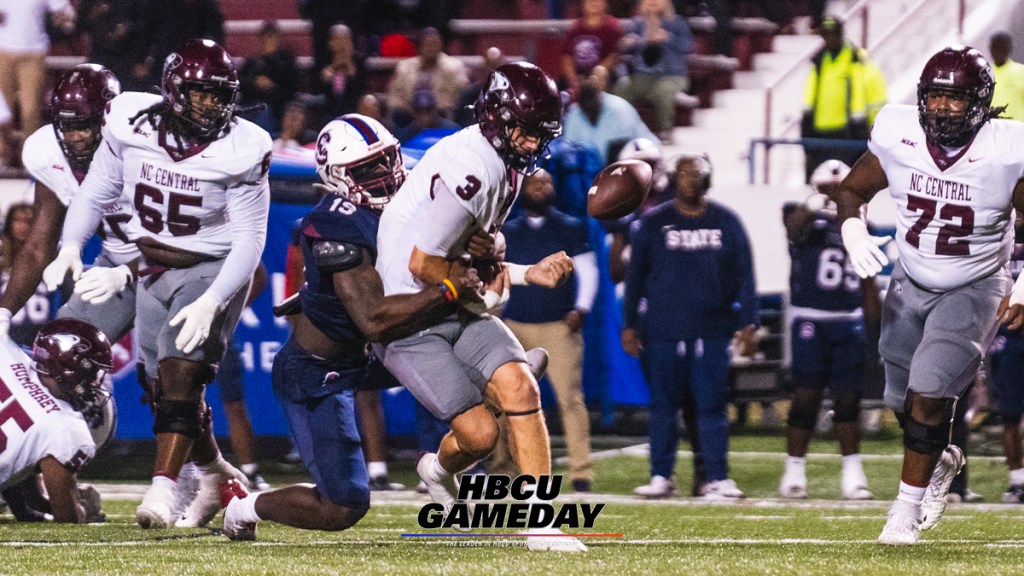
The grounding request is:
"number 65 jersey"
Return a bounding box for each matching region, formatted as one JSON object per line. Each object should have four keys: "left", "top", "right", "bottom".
{"left": 869, "top": 104, "right": 1024, "bottom": 291}
{"left": 0, "top": 338, "right": 94, "bottom": 489}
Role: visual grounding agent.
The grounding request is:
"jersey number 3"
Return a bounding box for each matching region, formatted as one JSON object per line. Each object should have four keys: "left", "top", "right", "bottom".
{"left": 905, "top": 195, "right": 973, "bottom": 256}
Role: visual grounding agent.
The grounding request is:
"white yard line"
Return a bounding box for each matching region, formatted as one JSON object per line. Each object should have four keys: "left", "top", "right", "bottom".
{"left": 555, "top": 444, "right": 1011, "bottom": 465}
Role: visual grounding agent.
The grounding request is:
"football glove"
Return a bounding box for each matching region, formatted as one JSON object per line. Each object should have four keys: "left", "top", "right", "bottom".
{"left": 169, "top": 293, "right": 222, "bottom": 354}
{"left": 74, "top": 265, "right": 134, "bottom": 304}
{"left": 841, "top": 218, "right": 891, "bottom": 279}
{"left": 43, "top": 244, "right": 84, "bottom": 291}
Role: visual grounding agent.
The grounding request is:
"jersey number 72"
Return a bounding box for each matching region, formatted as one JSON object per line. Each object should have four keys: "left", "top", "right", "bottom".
{"left": 904, "top": 195, "right": 974, "bottom": 256}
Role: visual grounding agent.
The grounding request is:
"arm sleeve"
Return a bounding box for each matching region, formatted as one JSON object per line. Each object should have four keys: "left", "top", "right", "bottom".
{"left": 413, "top": 177, "right": 477, "bottom": 258}
{"left": 60, "top": 140, "right": 124, "bottom": 248}
{"left": 623, "top": 220, "right": 649, "bottom": 329}
{"left": 572, "top": 251, "right": 598, "bottom": 313}
{"left": 732, "top": 216, "right": 760, "bottom": 328}
{"left": 204, "top": 162, "right": 271, "bottom": 306}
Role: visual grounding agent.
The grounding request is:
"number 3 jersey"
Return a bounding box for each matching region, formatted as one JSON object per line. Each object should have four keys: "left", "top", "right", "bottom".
{"left": 869, "top": 104, "right": 1024, "bottom": 291}
{"left": 376, "top": 125, "right": 522, "bottom": 296}
{"left": 0, "top": 338, "right": 94, "bottom": 489}
{"left": 21, "top": 124, "right": 138, "bottom": 265}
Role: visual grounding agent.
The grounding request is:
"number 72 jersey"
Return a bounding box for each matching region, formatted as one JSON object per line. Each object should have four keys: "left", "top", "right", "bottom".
{"left": 869, "top": 104, "right": 1024, "bottom": 291}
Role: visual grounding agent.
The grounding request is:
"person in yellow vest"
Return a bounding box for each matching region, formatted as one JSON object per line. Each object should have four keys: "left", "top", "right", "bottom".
{"left": 990, "top": 32, "right": 1024, "bottom": 121}
{"left": 800, "top": 17, "right": 879, "bottom": 181}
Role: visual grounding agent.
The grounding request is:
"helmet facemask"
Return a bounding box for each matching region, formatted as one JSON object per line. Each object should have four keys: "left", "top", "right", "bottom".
{"left": 322, "top": 144, "right": 406, "bottom": 208}
{"left": 54, "top": 113, "right": 103, "bottom": 171}
{"left": 496, "top": 118, "right": 560, "bottom": 175}
{"left": 173, "top": 81, "right": 237, "bottom": 139}
{"left": 917, "top": 86, "right": 985, "bottom": 147}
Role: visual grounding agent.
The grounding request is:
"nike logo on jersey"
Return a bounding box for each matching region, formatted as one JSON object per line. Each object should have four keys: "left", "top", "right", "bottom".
{"left": 968, "top": 157, "right": 982, "bottom": 162}
{"left": 134, "top": 126, "right": 151, "bottom": 137}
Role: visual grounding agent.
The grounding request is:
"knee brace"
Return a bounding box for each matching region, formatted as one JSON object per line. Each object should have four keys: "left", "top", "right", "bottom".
{"left": 832, "top": 392, "right": 862, "bottom": 423}
{"left": 154, "top": 400, "right": 204, "bottom": 438}
{"left": 787, "top": 404, "right": 818, "bottom": 430}
{"left": 903, "top": 413, "right": 951, "bottom": 456}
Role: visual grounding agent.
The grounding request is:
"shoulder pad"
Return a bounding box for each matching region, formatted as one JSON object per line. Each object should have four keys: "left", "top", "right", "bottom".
{"left": 312, "top": 240, "right": 365, "bottom": 274}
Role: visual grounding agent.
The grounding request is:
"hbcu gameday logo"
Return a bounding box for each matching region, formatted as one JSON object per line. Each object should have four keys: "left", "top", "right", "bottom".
{"left": 416, "top": 474, "right": 605, "bottom": 530}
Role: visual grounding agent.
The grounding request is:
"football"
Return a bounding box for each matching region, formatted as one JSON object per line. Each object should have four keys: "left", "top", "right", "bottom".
{"left": 587, "top": 159, "right": 654, "bottom": 219}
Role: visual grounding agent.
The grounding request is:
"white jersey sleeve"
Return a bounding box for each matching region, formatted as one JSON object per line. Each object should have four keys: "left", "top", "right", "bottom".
{"left": 376, "top": 126, "right": 521, "bottom": 295}
{"left": 0, "top": 339, "right": 95, "bottom": 489}
{"left": 869, "top": 104, "right": 1024, "bottom": 290}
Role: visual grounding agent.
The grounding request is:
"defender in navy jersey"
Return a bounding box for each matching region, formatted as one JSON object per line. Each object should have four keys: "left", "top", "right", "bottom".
{"left": 219, "top": 114, "right": 484, "bottom": 540}
{"left": 622, "top": 153, "right": 759, "bottom": 500}
{"left": 779, "top": 160, "right": 873, "bottom": 501}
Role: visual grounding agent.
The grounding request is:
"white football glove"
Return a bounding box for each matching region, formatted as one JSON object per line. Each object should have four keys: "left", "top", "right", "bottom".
{"left": 0, "top": 307, "right": 11, "bottom": 340}
{"left": 43, "top": 244, "right": 84, "bottom": 291}
{"left": 74, "top": 265, "right": 134, "bottom": 304}
{"left": 841, "top": 218, "right": 891, "bottom": 279}
{"left": 169, "top": 293, "right": 222, "bottom": 354}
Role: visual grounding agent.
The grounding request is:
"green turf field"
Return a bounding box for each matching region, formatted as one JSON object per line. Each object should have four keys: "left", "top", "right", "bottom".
{"left": 5, "top": 430, "right": 1024, "bottom": 575}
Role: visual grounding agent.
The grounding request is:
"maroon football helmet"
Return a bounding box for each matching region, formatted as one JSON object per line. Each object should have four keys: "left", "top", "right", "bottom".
{"left": 32, "top": 318, "right": 113, "bottom": 424}
{"left": 50, "top": 63, "right": 120, "bottom": 170}
{"left": 162, "top": 38, "right": 239, "bottom": 139}
{"left": 475, "top": 62, "right": 563, "bottom": 174}
{"left": 917, "top": 46, "right": 995, "bottom": 147}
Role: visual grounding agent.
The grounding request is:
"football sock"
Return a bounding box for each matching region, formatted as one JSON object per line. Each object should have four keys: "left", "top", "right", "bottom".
{"left": 368, "top": 461, "right": 388, "bottom": 479}
{"left": 896, "top": 482, "right": 926, "bottom": 505}
{"left": 841, "top": 454, "right": 864, "bottom": 476}
{"left": 1010, "top": 468, "right": 1024, "bottom": 486}
{"left": 235, "top": 493, "right": 262, "bottom": 523}
{"left": 151, "top": 475, "right": 177, "bottom": 492}
{"left": 785, "top": 456, "right": 806, "bottom": 476}
{"left": 431, "top": 456, "right": 449, "bottom": 478}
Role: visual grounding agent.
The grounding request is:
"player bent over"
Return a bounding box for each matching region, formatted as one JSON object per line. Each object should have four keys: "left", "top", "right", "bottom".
{"left": 0, "top": 319, "right": 114, "bottom": 524}
{"left": 838, "top": 46, "right": 1024, "bottom": 545}
{"left": 220, "top": 114, "right": 485, "bottom": 539}
{"left": 43, "top": 39, "right": 268, "bottom": 529}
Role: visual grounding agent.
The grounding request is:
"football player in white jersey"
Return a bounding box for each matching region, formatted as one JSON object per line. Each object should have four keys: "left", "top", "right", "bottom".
{"left": 0, "top": 64, "right": 136, "bottom": 344}
{"left": 0, "top": 318, "right": 113, "bottom": 523}
{"left": 837, "top": 46, "right": 1024, "bottom": 545}
{"left": 42, "top": 38, "right": 271, "bottom": 530}
{"left": 376, "top": 62, "right": 584, "bottom": 552}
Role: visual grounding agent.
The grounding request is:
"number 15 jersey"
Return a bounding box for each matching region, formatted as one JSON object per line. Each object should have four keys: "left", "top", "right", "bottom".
{"left": 869, "top": 104, "right": 1024, "bottom": 291}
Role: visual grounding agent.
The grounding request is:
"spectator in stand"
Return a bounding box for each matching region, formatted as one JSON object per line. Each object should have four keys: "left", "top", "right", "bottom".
{"left": 1, "top": 203, "right": 53, "bottom": 346}
{"left": 0, "top": 0, "right": 75, "bottom": 136}
{"left": 699, "top": 0, "right": 793, "bottom": 57}
{"left": 564, "top": 65, "right": 657, "bottom": 164}
{"left": 561, "top": 0, "right": 622, "bottom": 95}
{"left": 272, "top": 102, "right": 318, "bottom": 154}
{"left": 386, "top": 27, "right": 468, "bottom": 126}
{"left": 623, "top": 153, "right": 759, "bottom": 500}
{"left": 499, "top": 170, "right": 599, "bottom": 493}
{"left": 238, "top": 21, "right": 299, "bottom": 134}
{"left": 297, "top": 0, "right": 367, "bottom": 75}
{"left": 75, "top": 0, "right": 149, "bottom": 92}
{"left": 990, "top": 32, "right": 1024, "bottom": 121}
{"left": 356, "top": 94, "right": 387, "bottom": 126}
{"left": 456, "top": 47, "right": 504, "bottom": 127}
{"left": 394, "top": 90, "right": 460, "bottom": 143}
{"left": 615, "top": 0, "right": 693, "bottom": 145}
{"left": 318, "top": 24, "right": 369, "bottom": 122}
{"left": 800, "top": 17, "right": 878, "bottom": 181}
{"left": 134, "top": 0, "right": 224, "bottom": 90}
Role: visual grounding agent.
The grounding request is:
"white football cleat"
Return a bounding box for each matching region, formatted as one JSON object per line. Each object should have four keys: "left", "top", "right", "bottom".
{"left": 702, "top": 478, "right": 744, "bottom": 500}
{"left": 136, "top": 481, "right": 175, "bottom": 529}
{"left": 221, "top": 479, "right": 256, "bottom": 541}
{"left": 175, "top": 460, "right": 248, "bottom": 528}
{"left": 525, "top": 528, "right": 588, "bottom": 552}
{"left": 634, "top": 475, "right": 674, "bottom": 499}
{"left": 779, "top": 470, "right": 807, "bottom": 499}
{"left": 841, "top": 472, "right": 873, "bottom": 501}
{"left": 878, "top": 500, "right": 922, "bottom": 545}
{"left": 170, "top": 462, "right": 200, "bottom": 523}
{"left": 416, "top": 453, "right": 457, "bottom": 512}
{"left": 920, "top": 445, "right": 965, "bottom": 531}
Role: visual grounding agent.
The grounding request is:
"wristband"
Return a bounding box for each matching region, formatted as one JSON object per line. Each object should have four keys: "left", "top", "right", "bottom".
{"left": 439, "top": 279, "right": 458, "bottom": 302}
{"left": 507, "top": 263, "right": 530, "bottom": 286}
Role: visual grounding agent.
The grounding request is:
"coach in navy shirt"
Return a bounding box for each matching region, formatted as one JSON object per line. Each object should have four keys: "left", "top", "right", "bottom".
{"left": 622, "top": 153, "right": 759, "bottom": 499}
{"left": 501, "top": 170, "right": 599, "bottom": 492}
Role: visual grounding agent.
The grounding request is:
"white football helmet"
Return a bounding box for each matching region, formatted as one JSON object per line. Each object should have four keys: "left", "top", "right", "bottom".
{"left": 806, "top": 159, "right": 851, "bottom": 216}
{"left": 618, "top": 137, "right": 668, "bottom": 192}
{"left": 314, "top": 114, "right": 406, "bottom": 207}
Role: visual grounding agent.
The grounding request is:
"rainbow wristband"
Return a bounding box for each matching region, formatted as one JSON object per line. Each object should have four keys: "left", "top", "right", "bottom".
{"left": 439, "top": 278, "right": 459, "bottom": 302}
